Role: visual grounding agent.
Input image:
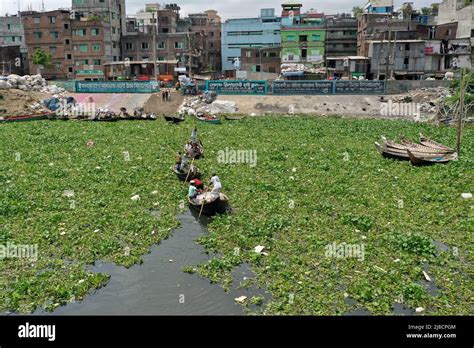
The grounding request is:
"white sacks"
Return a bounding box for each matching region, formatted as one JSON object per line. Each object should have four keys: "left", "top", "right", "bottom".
{"left": 209, "top": 100, "right": 237, "bottom": 115}
{"left": 0, "top": 80, "right": 12, "bottom": 89}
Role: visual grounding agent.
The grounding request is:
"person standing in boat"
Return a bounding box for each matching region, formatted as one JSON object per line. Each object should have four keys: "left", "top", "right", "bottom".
{"left": 209, "top": 172, "right": 222, "bottom": 199}
{"left": 191, "top": 127, "right": 198, "bottom": 145}
{"left": 180, "top": 153, "right": 190, "bottom": 172}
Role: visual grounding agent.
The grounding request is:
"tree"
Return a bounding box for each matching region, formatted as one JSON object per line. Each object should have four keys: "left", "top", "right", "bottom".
{"left": 31, "top": 48, "right": 52, "bottom": 74}
{"left": 402, "top": 3, "right": 414, "bottom": 20}
{"left": 421, "top": 7, "right": 431, "bottom": 15}
{"left": 352, "top": 6, "right": 364, "bottom": 19}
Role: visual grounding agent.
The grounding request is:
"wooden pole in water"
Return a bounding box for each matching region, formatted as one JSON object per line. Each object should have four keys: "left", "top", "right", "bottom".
{"left": 456, "top": 68, "right": 466, "bottom": 155}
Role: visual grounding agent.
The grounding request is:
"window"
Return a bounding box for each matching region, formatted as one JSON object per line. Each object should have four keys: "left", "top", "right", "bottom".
{"left": 74, "top": 29, "right": 86, "bottom": 36}
{"left": 64, "top": 23, "right": 69, "bottom": 29}
{"left": 210, "top": 32, "right": 214, "bottom": 37}
{"left": 299, "top": 35, "right": 308, "bottom": 42}
{"left": 92, "top": 44, "right": 101, "bottom": 51}
{"left": 74, "top": 0, "right": 84, "bottom": 4}
{"left": 50, "top": 31, "right": 59, "bottom": 39}
{"left": 93, "top": 59, "right": 101, "bottom": 65}
{"left": 75, "top": 59, "right": 88, "bottom": 66}
{"left": 255, "top": 64, "right": 261, "bottom": 72}
{"left": 68, "top": 67, "right": 73, "bottom": 73}
{"left": 125, "top": 43, "right": 133, "bottom": 50}
{"left": 141, "top": 42, "right": 149, "bottom": 50}
{"left": 49, "top": 16, "right": 56, "bottom": 24}
{"left": 246, "top": 51, "right": 251, "bottom": 58}
{"left": 268, "top": 66, "right": 276, "bottom": 73}
{"left": 66, "top": 54, "right": 72, "bottom": 60}
{"left": 33, "top": 17, "right": 40, "bottom": 24}
{"left": 50, "top": 46, "right": 57, "bottom": 55}
{"left": 157, "top": 42, "right": 165, "bottom": 49}
{"left": 91, "top": 28, "right": 99, "bottom": 36}
{"left": 54, "top": 62, "right": 61, "bottom": 69}
{"left": 113, "top": 56, "right": 117, "bottom": 62}
{"left": 269, "top": 52, "right": 277, "bottom": 58}
{"left": 112, "top": 28, "right": 116, "bottom": 34}
{"left": 175, "top": 42, "right": 184, "bottom": 49}
{"left": 33, "top": 32, "right": 42, "bottom": 39}
{"left": 65, "top": 39, "right": 70, "bottom": 45}
{"left": 405, "top": 43, "right": 410, "bottom": 51}
{"left": 79, "top": 44, "right": 88, "bottom": 52}
{"left": 287, "top": 35, "right": 296, "bottom": 41}
{"left": 311, "top": 35, "right": 321, "bottom": 41}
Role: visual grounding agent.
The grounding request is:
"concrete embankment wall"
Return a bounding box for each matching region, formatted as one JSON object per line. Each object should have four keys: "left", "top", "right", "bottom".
{"left": 385, "top": 80, "right": 451, "bottom": 94}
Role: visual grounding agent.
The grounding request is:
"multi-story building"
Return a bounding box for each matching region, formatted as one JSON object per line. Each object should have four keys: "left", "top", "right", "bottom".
{"left": 71, "top": 0, "right": 126, "bottom": 62}
{"left": 188, "top": 10, "right": 222, "bottom": 73}
{"left": 435, "top": 0, "right": 473, "bottom": 66}
{"left": 280, "top": 3, "right": 326, "bottom": 65}
{"left": 369, "top": 39, "right": 426, "bottom": 79}
{"left": 21, "top": 9, "right": 112, "bottom": 80}
{"left": 240, "top": 47, "right": 281, "bottom": 74}
{"left": 221, "top": 8, "right": 281, "bottom": 75}
{"left": 0, "top": 14, "right": 28, "bottom": 74}
{"left": 357, "top": 13, "right": 419, "bottom": 56}
{"left": 121, "top": 4, "right": 215, "bottom": 78}
{"left": 364, "top": 0, "right": 394, "bottom": 14}
{"left": 325, "top": 14, "right": 358, "bottom": 58}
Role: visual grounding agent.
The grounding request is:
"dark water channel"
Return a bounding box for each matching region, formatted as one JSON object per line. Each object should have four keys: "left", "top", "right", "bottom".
{"left": 35, "top": 210, "right": 269, "bottom": 315}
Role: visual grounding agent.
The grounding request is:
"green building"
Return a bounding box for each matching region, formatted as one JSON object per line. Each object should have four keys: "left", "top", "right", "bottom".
{"left": 280, "top": 3, "right": 326, "bottom": 64}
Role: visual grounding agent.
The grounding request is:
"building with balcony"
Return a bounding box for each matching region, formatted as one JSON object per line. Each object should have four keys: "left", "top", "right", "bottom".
{"left": 325, "top": 15, "right": 358, "bottom": 57}
{"left": 280, "top": 3, "right": 326, "bottom": 65}
{"left": 221, "top": 8, "right": 281, "bottom": 75}
{"left": 21, "top": 9, "right": 112, "bottom": 80}
{"left": 364, "top": 0, "right": 394, "bottom": 14}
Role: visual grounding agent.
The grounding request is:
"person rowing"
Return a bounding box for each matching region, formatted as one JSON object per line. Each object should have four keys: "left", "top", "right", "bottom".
{"left": 209, "top": 172, "right": 222, "bottom": 199}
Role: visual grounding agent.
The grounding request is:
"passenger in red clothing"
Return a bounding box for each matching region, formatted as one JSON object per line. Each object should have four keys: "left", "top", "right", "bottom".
{"left": 192, "top": 178, "right": 204, "bottom": 190}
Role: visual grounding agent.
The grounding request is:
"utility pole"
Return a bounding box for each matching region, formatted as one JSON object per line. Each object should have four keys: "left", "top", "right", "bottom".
{"left": 152, "top": 11, "right": 157, "bottom": 80}
{"left": 456, "top": 68, "right": 466, "bottom": 155}
{"left": 385, "top": 25, "right": 392, "bottom": 81}
{"left": 187, "top": 30, "right": 192, "bottom": 76}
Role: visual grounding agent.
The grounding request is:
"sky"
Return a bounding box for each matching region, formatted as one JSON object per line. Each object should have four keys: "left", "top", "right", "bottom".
{"left": 1, "top": 0, "right": 437, "bottom": 19}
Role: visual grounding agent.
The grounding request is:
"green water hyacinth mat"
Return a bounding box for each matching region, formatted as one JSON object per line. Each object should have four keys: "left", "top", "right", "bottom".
{"left": 0, "top": 117, "right": 472, "bottom": 315}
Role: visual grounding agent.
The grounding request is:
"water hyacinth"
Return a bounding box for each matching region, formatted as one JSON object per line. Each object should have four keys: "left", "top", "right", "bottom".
{"left": 0, "top": 116, "right": 471, "bottom": 316}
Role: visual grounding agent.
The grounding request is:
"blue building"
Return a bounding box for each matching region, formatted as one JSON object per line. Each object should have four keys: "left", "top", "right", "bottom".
{"left": 221, "top": 8, "right": 281, "bottom": 74}
{"left": 364, "top": 0, "right": 394, "bottom": 14}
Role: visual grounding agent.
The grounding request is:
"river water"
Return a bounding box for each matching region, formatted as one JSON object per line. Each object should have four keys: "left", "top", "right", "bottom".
{"left": 35, "top": 210, "right": 268, "bottom": 315}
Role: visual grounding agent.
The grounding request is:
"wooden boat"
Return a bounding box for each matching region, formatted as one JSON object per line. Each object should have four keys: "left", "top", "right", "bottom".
{"left": 419, "top": 133, "right": 455, "bottom": 153}
{"left": 407, "top": 150, "right": 457, "bottom": 166}
{"left": 225, "top": 115, "right": 246, "bottom": 121}
{"left": 0, "top": 112, "right": 54, "bottom": 123}
{"left": 375, "top": 142, "right": 410, "bottom": 160}
{"left": 171, "top": 166, "right": 201, "bottom": 182}
{"left": 383, "top": 136, "right": 451, "bottom": 154}
{"left": 196, "top": 115, "right": 221, "bottom": 124}
{"left": 188, "top": 193, "right": 229, "bottom": 216}
{"left": 164, "top": 114, "right": 185, "bottom": 124}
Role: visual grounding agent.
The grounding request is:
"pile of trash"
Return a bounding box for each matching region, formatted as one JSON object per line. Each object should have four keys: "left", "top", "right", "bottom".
{"left": 391, "top": 87, "right": 451, "bottom": 114}
{"left": 0, "top": 74, "right": 65, "bottom": 94}
{"left": 280, "top": 63, "right": 325, "bottom": 77}
{"left": 178, "top": 93, "right": 237, "bottom": 117}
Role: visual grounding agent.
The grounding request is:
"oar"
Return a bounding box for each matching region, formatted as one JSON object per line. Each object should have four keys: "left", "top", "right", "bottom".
{"left": 198, "top": 188, "right": 209, "bottom": 219}
{"left": 184, "top": 158, "right": 195, "bottom": 183}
